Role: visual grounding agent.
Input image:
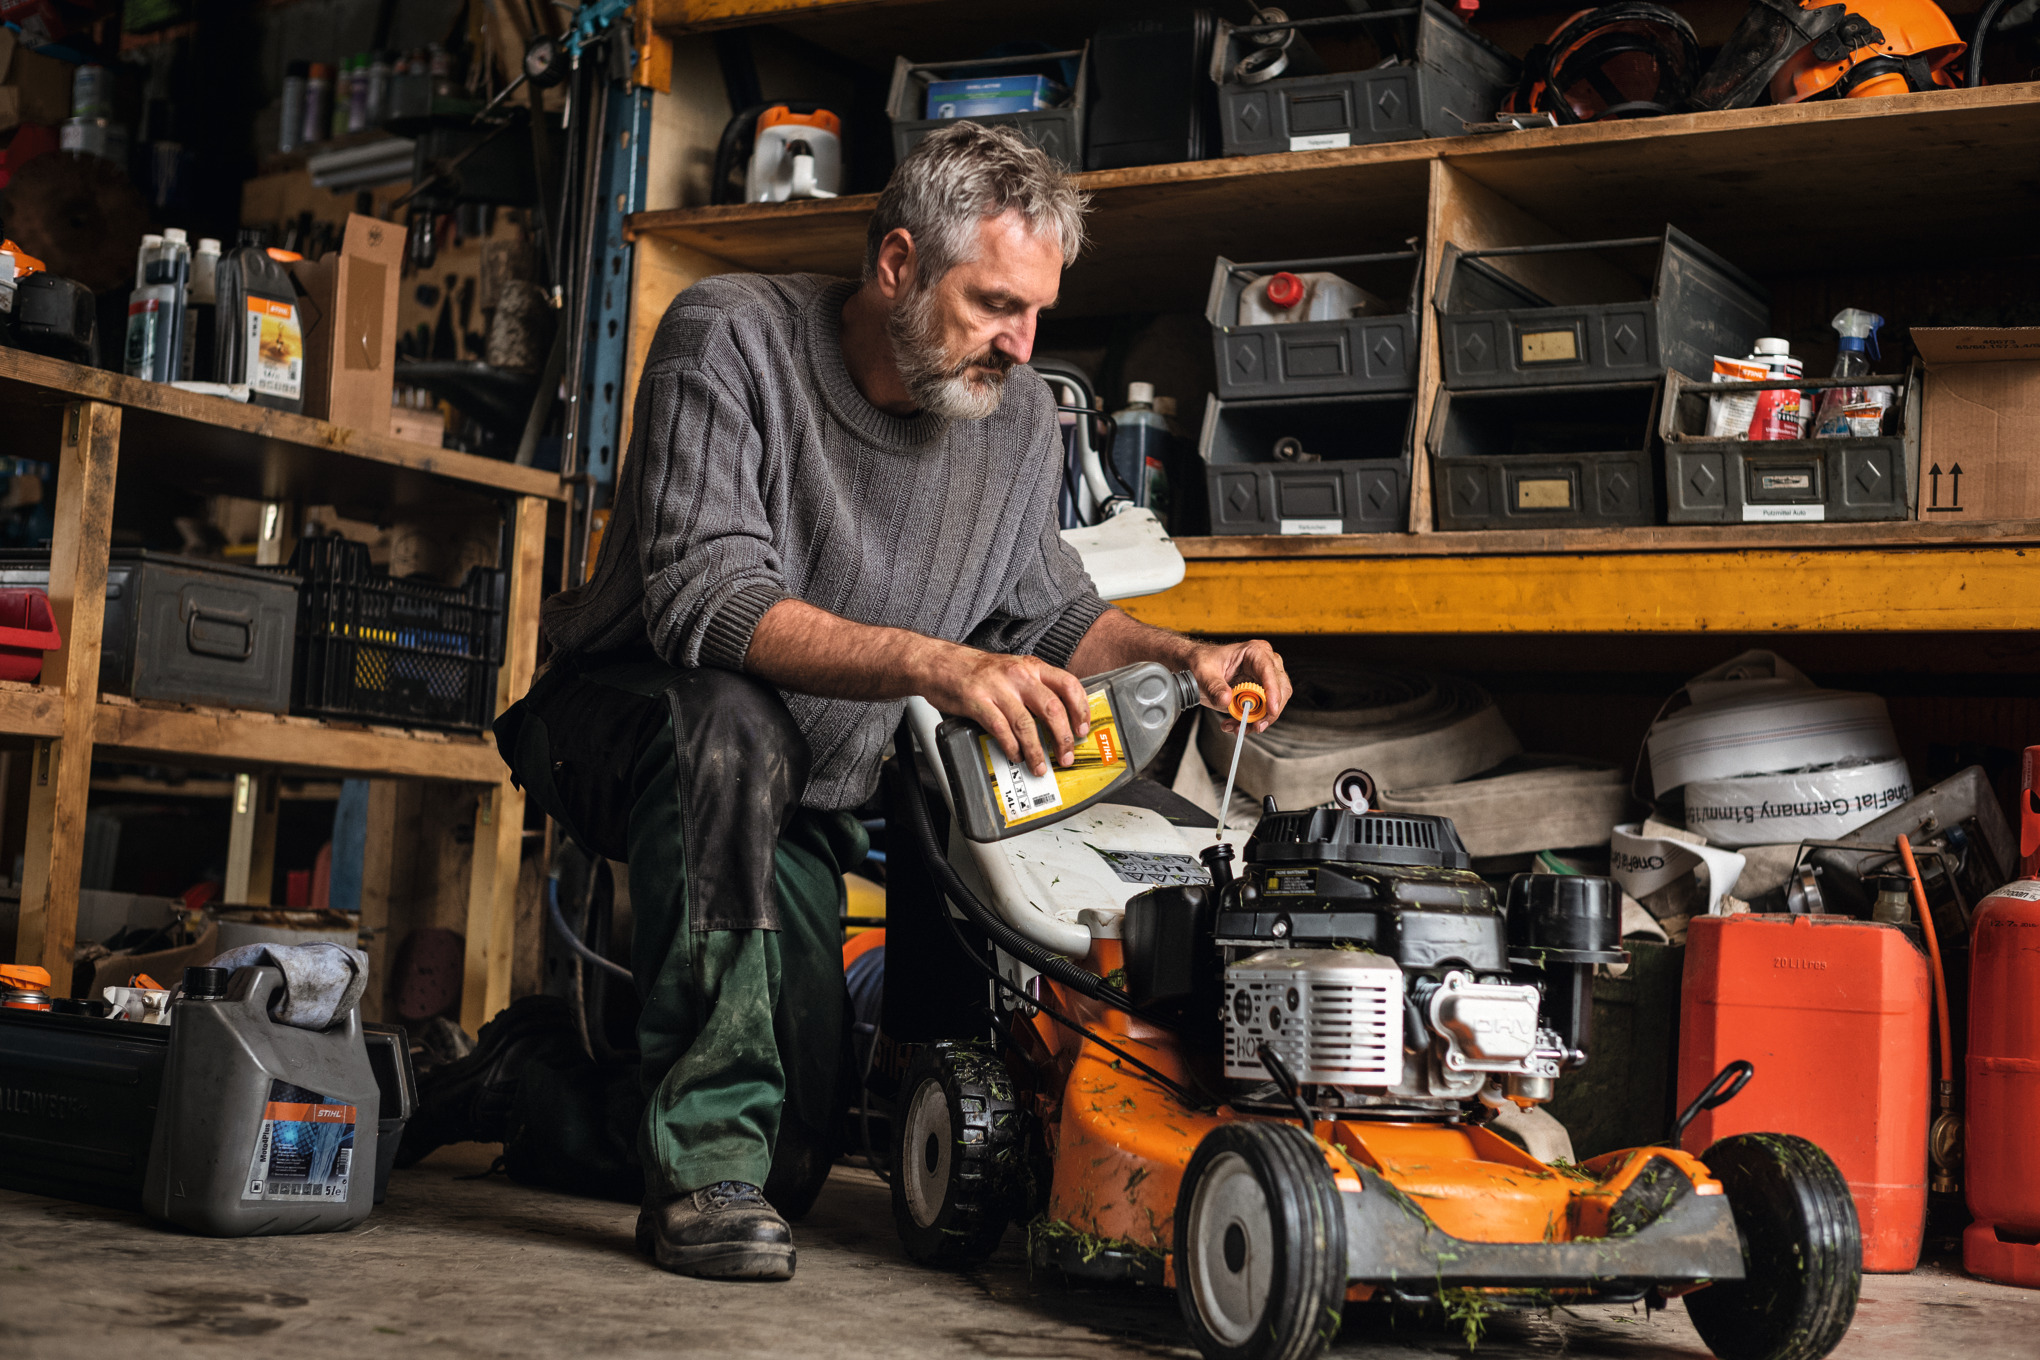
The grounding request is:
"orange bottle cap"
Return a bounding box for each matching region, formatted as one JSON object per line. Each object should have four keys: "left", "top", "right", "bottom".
{"left": 1228, "top": 681, "right": 1268, "bottom": 722}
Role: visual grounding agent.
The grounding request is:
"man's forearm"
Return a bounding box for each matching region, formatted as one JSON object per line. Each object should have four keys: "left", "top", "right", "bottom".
{"left": 744, "top": 597, "right": 951, "bottom": 701}
{"left": 1067, "top": 606, "right": 1198, "bottom": 676}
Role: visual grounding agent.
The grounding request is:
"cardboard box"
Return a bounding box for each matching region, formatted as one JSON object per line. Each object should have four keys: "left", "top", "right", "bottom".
{"left": 289, "top": 213, "right": 403, "bottom": 435}
{"left": 1913, "top": 327, "right": 2040, "bottom": 522}
{"left": 0, "top": 29, "right": 72, "bottom": 132}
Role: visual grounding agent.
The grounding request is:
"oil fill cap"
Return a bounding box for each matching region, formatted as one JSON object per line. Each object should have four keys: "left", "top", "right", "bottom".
{"left": 183, "top": 966, "right": 232, "bottom": 999}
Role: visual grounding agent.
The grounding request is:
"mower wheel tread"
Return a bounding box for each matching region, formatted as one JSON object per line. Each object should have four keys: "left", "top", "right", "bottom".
{"left": 891, "top": 1042, "right": 1025, "bottom": 1268}
{"left": 1686, "top": 1132, "right": 1862, "bottom": 1360}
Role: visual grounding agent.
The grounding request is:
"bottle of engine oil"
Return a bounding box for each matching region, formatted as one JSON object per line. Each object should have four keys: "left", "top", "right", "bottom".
{"left": 143, "top": 964, "right": 378, "bottom": 1237}
{"left": 938, "top": 662, "right": 1200, "bottom": 842}
{"left": 215, "top": 240, "right": 305, "bottom": 412}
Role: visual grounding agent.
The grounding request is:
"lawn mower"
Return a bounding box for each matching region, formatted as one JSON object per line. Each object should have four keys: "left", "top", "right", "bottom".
{"left": 879, "top": 687, "right": 1864, "bottom": 1360}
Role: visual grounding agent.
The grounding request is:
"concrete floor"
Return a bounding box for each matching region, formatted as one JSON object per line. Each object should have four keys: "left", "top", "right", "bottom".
{"left": 3, "top": 1144, "right": 2034, "bottom": 1360}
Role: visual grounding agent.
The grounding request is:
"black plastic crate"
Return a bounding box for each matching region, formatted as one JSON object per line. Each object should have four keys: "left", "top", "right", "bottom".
{"left": 0, "top": 1006, "right": 170, "bottom": 1211}
{"left": 1435, "top": 227, "right": 1769, "bottom": 391}
{"left": 1206, "top": 250, "right": 1422, "bottom": 400}
{"left": 1200, "top": 392, "right": 1412, "bottom": 535}
{"left": 1213, "top": 4, "right": 1516, "bottom": 157}
{"left": 288, "top": 536, "right": 506, "bottom": 733}
{"left": 1661, "top": 368, "right": 1919, "bottom": 524}
{"left": 1427, "top": 380, "right": 1663, "bottom": 530}
{"left": 887, "top": 47, "right": 1088, "bottom": 171}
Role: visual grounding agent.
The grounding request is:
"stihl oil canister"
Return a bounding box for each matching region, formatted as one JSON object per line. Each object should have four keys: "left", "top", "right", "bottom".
{"left": 142, "top": 963, "right": 378, "bottom": 1236}
{"left": 1964, "top": 744, "right": 2040, "bottom": 1288}
{"left": 938, "top": 662, "right": 1200, "bottom": 843}
{"left": 1679, "top": 912, "right": 1931, "bottom": 1272}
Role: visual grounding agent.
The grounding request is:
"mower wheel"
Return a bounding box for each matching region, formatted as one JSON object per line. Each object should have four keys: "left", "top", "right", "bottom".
{"left": 1685, "top": 1133, "right": 1862, "bottom": 1360}
{"left": 890, "top": 1042, "right": 1025, "bottom": 1268}
{"left": 1175, "top": 1122, "right": 1346, "bottom": 1360}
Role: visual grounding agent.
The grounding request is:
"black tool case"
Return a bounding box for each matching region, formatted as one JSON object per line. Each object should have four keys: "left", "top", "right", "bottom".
{"left": 1212, "top": 3, "right": 1517, "bottom": 157}
{"left": 1660, "top": 368, "right": 1919, "bottom": 524}
{"left": 1206, "top": 250, "right": 1422, "bottom": 400}
{"left": 1435, "top": 227, "right": 1769, "bottom": 391}
{"left": 887, "top": 46, "right": 1088, "bottom": 170}
{"left": 1084, "top": 11, "right": 1219, "bottom": 170}
{"left": 0, "top": 550, "right": 298, "bottom": 712}
{"left": 1200, "top": 392, "right": 1413, "bottom": 535}
{"left": 1427, "top": 380, "right": 1663, "bottom": 530}
{"left": 0, "top": 1007, "right": 170, "bottom": 1210}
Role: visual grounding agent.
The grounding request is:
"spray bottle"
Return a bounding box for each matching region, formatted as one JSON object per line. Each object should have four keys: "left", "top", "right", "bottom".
{"left": 939, "top": 663, "right": 1203, "bottom": 842}
{"left": 1813, "top": 309, "right": 1893, "bottom": 438}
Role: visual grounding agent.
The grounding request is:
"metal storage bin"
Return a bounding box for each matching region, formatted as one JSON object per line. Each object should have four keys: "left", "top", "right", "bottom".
{"left": 1435, "top": 227, "right": 1768, "bottom": 391}
{"left": 1200, "top": 392, "right": 1412, "bottom": 536}
{"left": 0, "top": 550, "right": 298, "bottom": 712}
{"left": 887, "top": 47, "right": 1088, "bottom": 171}
{"left": 1661, "top": 368, "right": 1919, "bottom": 524}
{"left": 1212, "top": 4, "right": 1516, "bottom": 157}
{"left": 289, "top": 535, "right": 506, "bottom": 734}
{"left": 1427, "top": 380, "right": 1662, "bottom": 530}
{"left": 0, "top": 1006, "right": 169, "bottom": 1211}
{"left": 1206, "top": 250, "right": 1421, "bottom": 400}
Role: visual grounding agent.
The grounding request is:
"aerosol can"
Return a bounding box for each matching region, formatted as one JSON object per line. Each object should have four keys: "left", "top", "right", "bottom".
{"left": 939, "top": 663, "right": 1200, "bottom": 842}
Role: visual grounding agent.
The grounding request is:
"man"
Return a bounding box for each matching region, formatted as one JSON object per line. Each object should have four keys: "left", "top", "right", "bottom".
{"left": 504, "top": 122, "right": 1291, "bottom": 1283}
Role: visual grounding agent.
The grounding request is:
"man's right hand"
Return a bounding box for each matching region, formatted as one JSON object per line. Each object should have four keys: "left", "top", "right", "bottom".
{"left": 910, "top": 641, "right": 1090, "bottom": 778}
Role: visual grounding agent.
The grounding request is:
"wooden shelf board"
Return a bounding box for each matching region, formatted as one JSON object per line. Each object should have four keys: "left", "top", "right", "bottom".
{"left": 628, "top": 83, "right": 2040, "bottom": 317}
{"left": 1175, "top": 519, "right": 2040, "bottom": 560}
{"left": 1120, "top": 546, "right": 2040, "bottom": 635}
{"left": 0, "top": 686, "right": 503, "bottom": 782}
{"left": 0, "top": 349, "right": 565, "bottom": 511}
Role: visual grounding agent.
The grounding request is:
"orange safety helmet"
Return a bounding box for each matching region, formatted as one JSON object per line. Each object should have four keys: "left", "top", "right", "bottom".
{"left": 1505, "top": 2, "right": 1702, "bottom": 122}
{"left": 1769, "top": 0, "right": 1964, "bottom": 102}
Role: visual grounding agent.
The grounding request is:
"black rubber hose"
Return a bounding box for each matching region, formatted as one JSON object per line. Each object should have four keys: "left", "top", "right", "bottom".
{"left": 1970, "top": 0, "right": 2013, "bottom": 88}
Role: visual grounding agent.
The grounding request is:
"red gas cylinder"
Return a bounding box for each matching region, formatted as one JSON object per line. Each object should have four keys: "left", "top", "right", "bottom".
{"left": 1964, "top": 744, "right": 2040, "bottom": 1288}
{"left": 1680, "top": 912, "right": 1932, "bottom": 1272}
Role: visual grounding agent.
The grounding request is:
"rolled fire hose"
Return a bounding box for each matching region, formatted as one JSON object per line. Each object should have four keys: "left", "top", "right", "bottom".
{"left": 1646, "top": 649, "right": 1910, "bottom": 849}
{"left": 1377, "top": 757, "right": 1631, "bottom": 858}
{"left": 1198, "top": 666, "right": 1520, "bottom": 812}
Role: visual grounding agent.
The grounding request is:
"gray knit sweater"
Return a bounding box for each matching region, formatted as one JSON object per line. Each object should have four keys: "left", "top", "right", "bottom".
{"left": 541, "top": 273, "right": 1109, "bottom": 810}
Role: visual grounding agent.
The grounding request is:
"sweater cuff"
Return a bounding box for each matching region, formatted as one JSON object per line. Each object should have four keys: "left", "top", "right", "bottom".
{"left": 699, "top": 582, "right": 790, "bottom": 670}
{"left": 1031, "top": 592, "right": 1112, "bottom": 671}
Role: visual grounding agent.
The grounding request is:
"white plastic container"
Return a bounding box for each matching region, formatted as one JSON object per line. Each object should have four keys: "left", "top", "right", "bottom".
{"left": 1235, "top": 269, "right": 1387, "bottom": 327}
{"left": 746, "top": 108, "right": 842, "bottom": 203}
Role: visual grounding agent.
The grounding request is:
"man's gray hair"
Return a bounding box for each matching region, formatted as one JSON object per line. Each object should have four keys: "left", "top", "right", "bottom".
{"left": 863, "top": 122, "right": 1088, "bottom": 284}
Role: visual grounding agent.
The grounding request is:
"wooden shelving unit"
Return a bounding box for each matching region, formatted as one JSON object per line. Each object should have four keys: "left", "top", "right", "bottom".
{"left": 1, "top": 359, "right": 555, "bottom": 1033}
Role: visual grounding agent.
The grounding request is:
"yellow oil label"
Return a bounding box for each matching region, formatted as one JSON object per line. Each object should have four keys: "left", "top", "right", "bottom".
{"left": 981, "top": 689, "right": 1127, "bottom": 829}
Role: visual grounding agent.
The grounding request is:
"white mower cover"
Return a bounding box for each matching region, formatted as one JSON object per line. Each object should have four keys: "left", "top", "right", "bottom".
{"left": 906, "top": 511, "right": 1239, "bottom": 958}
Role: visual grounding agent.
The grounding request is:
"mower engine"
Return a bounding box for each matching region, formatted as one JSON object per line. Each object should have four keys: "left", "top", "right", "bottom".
{"left": 1125, "top": 801, "right": 1625, "bottom": 1117}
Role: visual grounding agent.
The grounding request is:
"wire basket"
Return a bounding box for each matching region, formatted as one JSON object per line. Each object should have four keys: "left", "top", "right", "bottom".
{"left": 288, "top": 536, "right": 506, "bottom": 733}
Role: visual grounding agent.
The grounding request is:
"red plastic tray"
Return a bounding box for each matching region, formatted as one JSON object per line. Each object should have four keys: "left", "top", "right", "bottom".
{"left": 0, "top": 588, "right": 61, "bottom": 683}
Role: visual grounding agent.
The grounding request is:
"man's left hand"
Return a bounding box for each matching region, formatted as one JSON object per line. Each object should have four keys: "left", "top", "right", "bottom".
{"left": 1186, "top": 639, "right": 1291, "bottom": 734}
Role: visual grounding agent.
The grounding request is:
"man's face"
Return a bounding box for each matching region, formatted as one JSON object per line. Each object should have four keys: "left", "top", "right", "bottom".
{"left": 888, "top": 210, "right": 1063, "bottom": 420}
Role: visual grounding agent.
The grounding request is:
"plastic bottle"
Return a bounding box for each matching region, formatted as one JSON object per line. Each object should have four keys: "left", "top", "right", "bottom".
{"left": 1111, "top": 381, "right": 1167, "bottom": 510}
{"left": 1813, "top": 309, "right": 1894, "bottom": 438}
{"left": 124, "top": 234, "right": 172, "bottom": 382}
{"left": 347, "top": 52, "right": 372, "bottom": 133}
{"left": 216, "top": 240, "right": 305, "bottom": 412}
{"left": 1237, "top": 269, "right": 1388, "bottom": 327}
{"left": 938, "top": 662, "right": 1202, "bottom": 842}
{"left": 365, "top": 51, "right": 394, "bottom": 124}
{"left": 1746, "top": 337, "right": 1806, "bottom": 441}
{"left": 182, "top": 237, "right": 220, "bottom": 382}
{"left": 279, "top": 60, "right": 308, "bottom": 154}
{"left": 333, "top": 55, "right": 356, "bottom": 139}
{"left": 70, "top": 64, "right": 109, "bottom": 119}
{"left": 141, "top": 964, "right": 379, "bottom": 1237}
{"left": 302, "top": 63, "right": 332, "bottom": 146}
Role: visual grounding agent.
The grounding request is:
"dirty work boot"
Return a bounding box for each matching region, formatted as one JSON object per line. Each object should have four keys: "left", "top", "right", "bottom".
{"left": 636, "top": 1182, "right": 796, "bottom": 1281}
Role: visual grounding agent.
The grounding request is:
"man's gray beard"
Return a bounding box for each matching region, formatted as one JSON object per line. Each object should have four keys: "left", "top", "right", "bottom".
{"left": 886, "top": 280, "right": 1012, "bottom": 421}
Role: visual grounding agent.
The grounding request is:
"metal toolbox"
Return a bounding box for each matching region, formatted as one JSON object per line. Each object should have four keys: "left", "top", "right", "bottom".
{"left": 1427, "top": 380, "right": 1662, "bottom": 530}
{"left": 1661, "top": 368, "right": 1919, "bottom": 524}
{"left": 1200, "top": 391, "right": 1413, "bottom": 535}
{"left": 1212, "top": 4, "right": 1516, "bottom": 156}
{"left": 887, "top": 46, "right": 1088, "bottom": 170}
{"left": 0, "top": 551, "right": 298, "bottom": 712}
{"left": 1435, "top": 227, "right": 1768, "bottom": 391}
{"left": 1206, "top": 250, "right": 1422, "bottom": 400}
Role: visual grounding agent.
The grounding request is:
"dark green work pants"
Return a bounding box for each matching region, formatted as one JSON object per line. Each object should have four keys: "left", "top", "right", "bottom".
{"left": 502, "top": 658, "right": 864, "bottom": 1205}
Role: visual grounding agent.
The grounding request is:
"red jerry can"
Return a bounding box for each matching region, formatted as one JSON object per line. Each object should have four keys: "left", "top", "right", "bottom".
{"left": 1965, "top": 745, "right": 2040, "bottom": 1288}
{"left": 1680, "top": 911, "right": 1932, "bottom": 1272}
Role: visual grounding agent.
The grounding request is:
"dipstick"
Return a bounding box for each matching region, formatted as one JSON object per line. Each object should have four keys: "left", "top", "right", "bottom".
{"left": 1216, "top": 682, "right": 1268, "bottom": 837}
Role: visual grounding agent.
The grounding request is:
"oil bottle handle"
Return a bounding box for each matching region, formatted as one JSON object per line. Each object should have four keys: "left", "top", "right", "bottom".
{"left": 223, "top": 964, "right": 289, "bottom": 1023}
